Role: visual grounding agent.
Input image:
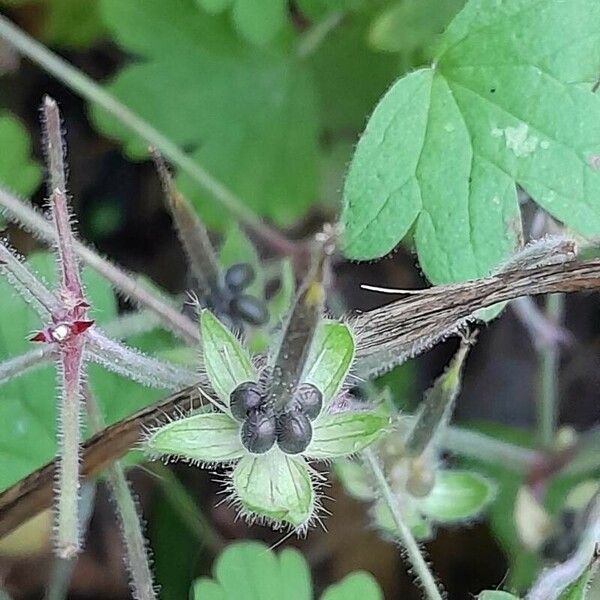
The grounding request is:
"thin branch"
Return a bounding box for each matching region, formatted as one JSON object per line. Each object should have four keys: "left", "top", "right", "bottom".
{"left": 151, "top": 150, "right": 220, "bottom": 291}
{"left": 0, "top": 186, "right": 199, "bottom": 344}
{"left": 2, "top": 259, "right": 600, "bottom": 538}
{"left": 44, "top": 482, "right": 96, "bottom": 600}
{"left": 84, "top": 386, "right": 156, "bottom": 600}
{"left": 0, "top": 241, "right": 59, "bottom": 316}
{"left": 353, "top": 259, "right": 600, "bottom": 380}
{"left": 362, "top": 449, "right": 443, "bottom": 600}
{"left": 42, "top": 97, "right": 66, "bottom": 194}
{"left": 0, "top": 345, "right": 55, "bottom": 384}
{"left": 55, "top": 338, "right": 84, "bottom": 558}
{"left": 85, "top": 329, "right": 197, "bottom": 390}
{"left": 0, "top": 14, "right": 296, "bottom": 256}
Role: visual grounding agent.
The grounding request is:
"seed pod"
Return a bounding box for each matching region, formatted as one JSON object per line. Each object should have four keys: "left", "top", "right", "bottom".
{"left": 241, "top": 410, "right": 276, "bottom": 454}
{"left": 230, "top": 381, "right": 264, "bottom": 421}
{"left": 294, "top": 383, "right": 323, "bottom": 421}
{"left": 277, "top": 410, "right": 312, "bottom": 455}
{"left": 230, "top": 295, "right": 269, "bottom": 326}
{"left": 224, "top": 263, "right": 255, "bottom": 292}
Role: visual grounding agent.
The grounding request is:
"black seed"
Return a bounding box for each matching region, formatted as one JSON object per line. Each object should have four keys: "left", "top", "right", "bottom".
{"left": 295, "top": 383, "right": 323, "bottom": 421}
{"left": 224, "top": 263, "right": 255, "bottom": 292}
{"left": 241, "top": 410, "right": 276, "bottom": 454}
{"left": 277, "top": 410, "right": 312, "bottom": 455}
{"left": 230, "top": 295, "right": 269, "bottom": 326}
{"left": 229, "top": 381, "right": 263, "bottom": 421}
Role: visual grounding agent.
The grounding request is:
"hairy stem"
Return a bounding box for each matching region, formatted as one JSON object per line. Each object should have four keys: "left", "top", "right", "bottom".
{"left": 537, "top": 294, "right": 564, "bottom": 449}
{"left": 85, "top": 329, "right": 197, "bottom": 390}
{"left": 0, "top": 241, "right": 58, "bottom": 316}
{"left": 55, "top": 340, "right": 84, "bottom": 558}
{"left": 0, "top": 187, "right": 199, "bottom": 343}
{"left": 42, "top": 96, "right": 66, "bottom": 195}
{"left": 0, "top": 15, "right": 295, "bottom": 256}
{"left": 362, "top": 449, "right": 444, "bottom": 600}
{"left": 45, "top": 482, "right": 96, "bottom": 600}
{"left": 84, "top": 387, "right": 156, "bottom": 600}
{"left": 0, "top": 345, "right": 55, "bottom": 384}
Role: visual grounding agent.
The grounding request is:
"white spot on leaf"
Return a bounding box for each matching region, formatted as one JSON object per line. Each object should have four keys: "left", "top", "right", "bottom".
{"left": 492, "top": 123, "right": 539, "bottom": 157}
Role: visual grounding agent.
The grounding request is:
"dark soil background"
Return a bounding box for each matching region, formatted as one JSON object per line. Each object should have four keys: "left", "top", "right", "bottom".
{"left": 1, "top": 6, "right": 599, "bottom": 600}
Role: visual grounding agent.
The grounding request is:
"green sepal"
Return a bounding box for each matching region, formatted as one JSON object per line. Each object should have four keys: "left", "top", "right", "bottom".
{"left": 421, "top": 470, "right": 496, "bottom": 522}
{"left": 146, "top": 412, "right": 244, "bottom": 463}
{"left": 478, "top": 592, "right": 521, "bottom": 600}
{"left": 307, "top": 412, "right": 388, "bottom": 459}
{"left": 200, "top": 310, "right": 256, "bottom": 403}
{"left": 232, "top": 451, "right": 314, "bottom": 528}
{"left": 302, "top": 321, "right": 355, "bottom": 407}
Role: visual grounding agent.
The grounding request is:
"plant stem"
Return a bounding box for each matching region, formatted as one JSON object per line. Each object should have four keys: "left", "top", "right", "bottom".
{"left": 296, "top": 11, "right": 345, "bottom": 59}
{"left": 84, "top": 386, "right": 156, "bottom": 600}
{"left": 0, "top": 15, "right": 295, "bottom": 257}
{"left": 442, "top": 424, "right": 539, "bottom": 473}
{"left": 362, "top": 449, "right": 444, "bottom": 600}
{"left": 55, "top": 340, "right": 84, "bottom": 558}
{"left": 537, "top": 293, "right": 564, "bottom": 449}
{"left": 0, "top": 187, "right": 199, "bottom": 343}
{"left": 0, "top": 345, "right": 55, "bottom": 384}
{"left": 527, "top": 493, "right": 600, "bottom": 599}
{"left": 45, "top": 482, "right": 96, "bottom": 600}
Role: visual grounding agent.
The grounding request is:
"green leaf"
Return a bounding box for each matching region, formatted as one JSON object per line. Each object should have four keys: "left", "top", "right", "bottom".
{"left": 232, "top": 451, "right": 314, "bottom": 527}
{"left": 308, "top": 9, "right": 400, "bottom": 132}
{"left": 320, "top": 571, "right": 383, "bottom": 600}
{"left": 219, "top": 224, "right": 263, "bottom": 298}
{"left": 93, "top": 0, "right": 319, "bottom": 230}
{"left": 200, "top": 310, "right": 256, "bottom": 403}
{"left": 196, "top": 0, "right": 233, "bottom": 14}
{"left": 193, "top": 541, "right": 311, "bottom": 600}
{"left": 146, "top": 412, "right": 244, "bottom": 463}
{"left": 368, "top": 0, "right": 465, "bottom": 55}
{"left": 232, "top": 0, "right": 287, "bottom": 46}
{"left": 342, "top": 0, "right": 600, "bottom": 283}
{"left": 421, "top": 470, "right": 496, "bottom": 522}
{"left": 0, "top": 113, "right": 41, "bottom": 197}
{"left": 0, "top": 254, "right": 164, "bottom": 490}
{"left": 302, "top": 321, "right": 354, "bottom": 406}
{"left": 307, "top": 412, "right": 388, "bottom": 459}
{"left": 43, "top": 0, "right": 106, "bottom": 48}
{"left": 478, "top": 593, "right": 521, "bottom": 600}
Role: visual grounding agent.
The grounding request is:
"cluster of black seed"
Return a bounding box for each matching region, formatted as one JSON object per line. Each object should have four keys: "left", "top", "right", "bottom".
{"left": 230, "top": 381, "right": 323, "bottom": 455}
{"left": 196, "top": 263, "right": 268, "bottom": 330}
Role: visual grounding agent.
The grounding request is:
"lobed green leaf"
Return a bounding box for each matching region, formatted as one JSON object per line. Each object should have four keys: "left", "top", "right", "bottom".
{"left": 342, "top": 0, "right": 600, "bottom": 283}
